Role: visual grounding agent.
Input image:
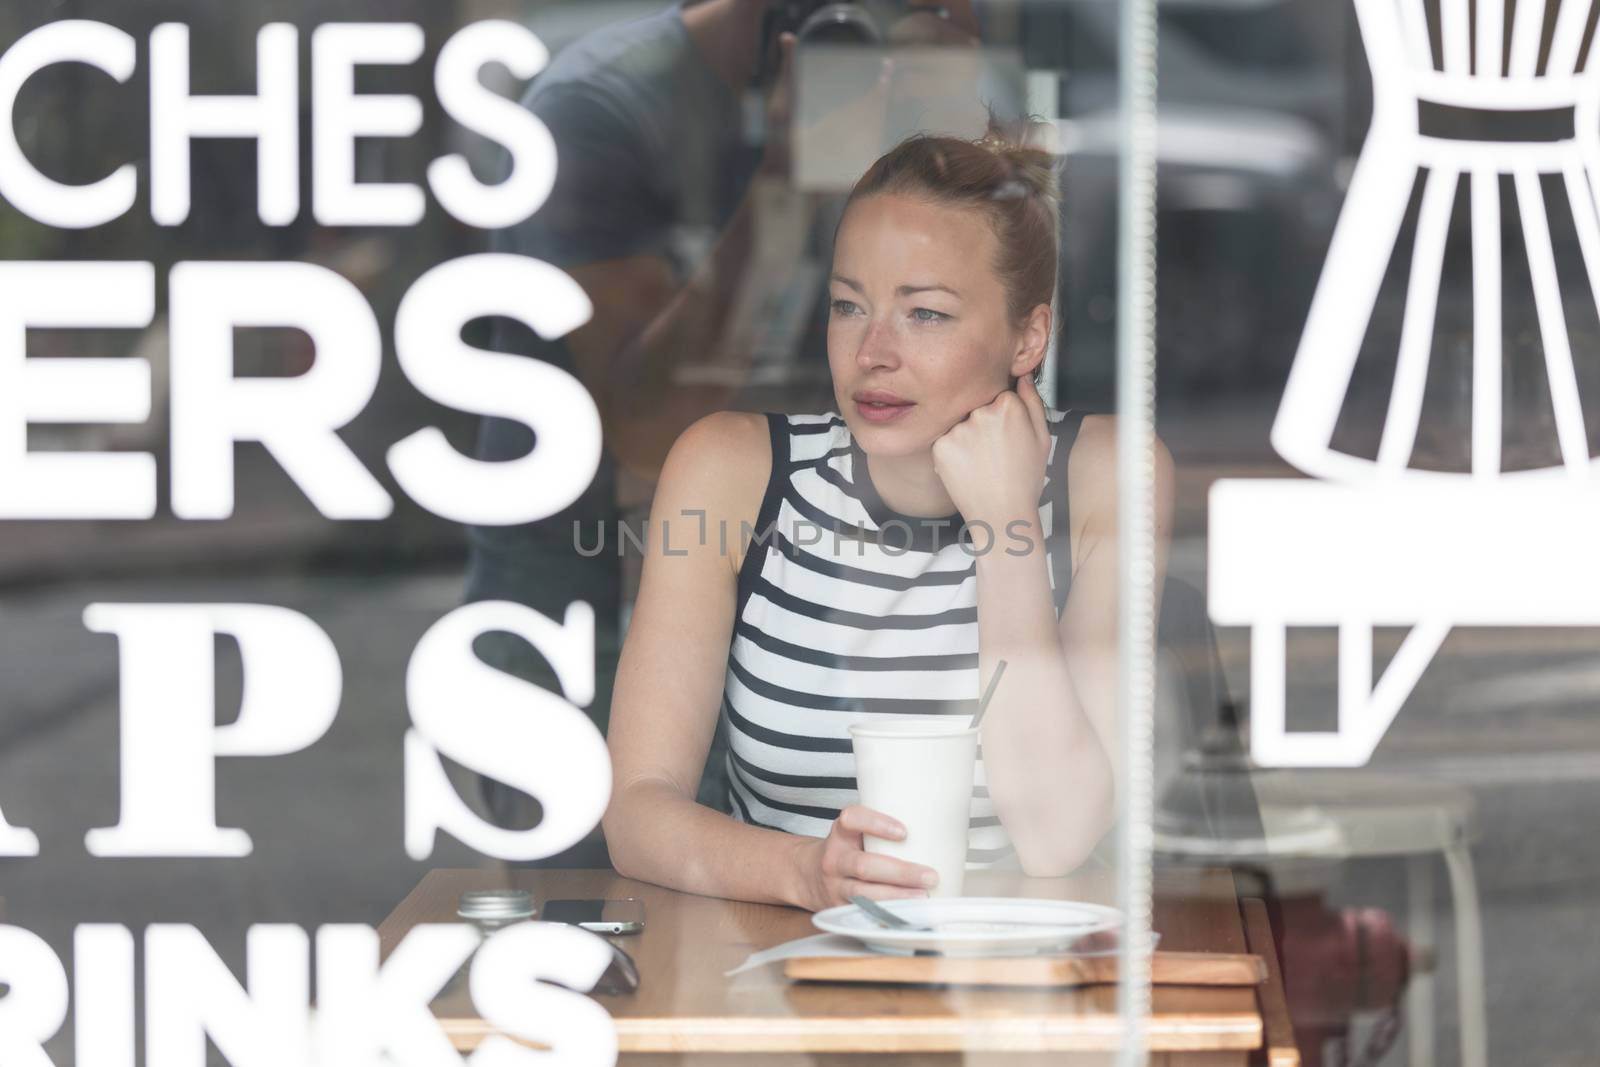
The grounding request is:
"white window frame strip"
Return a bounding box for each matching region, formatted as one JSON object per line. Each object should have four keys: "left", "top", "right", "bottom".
{"left": 1115, "top": 0, "right": 1158, "bottom": 1059}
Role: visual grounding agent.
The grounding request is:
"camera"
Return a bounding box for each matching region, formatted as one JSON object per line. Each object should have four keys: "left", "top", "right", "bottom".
{"left": 755, "top": 2, "right": 953, "bottom": 84}
{"left": 792, "top": 3, "right": 884, "bottom": 46}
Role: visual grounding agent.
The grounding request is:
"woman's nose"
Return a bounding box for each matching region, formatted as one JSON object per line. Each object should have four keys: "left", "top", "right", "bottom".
{"left": 854, "top": 317, "right": 900, "bottom": 372}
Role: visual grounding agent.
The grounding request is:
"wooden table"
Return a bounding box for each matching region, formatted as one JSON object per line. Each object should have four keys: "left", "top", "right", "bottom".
{"left": 378, "top": 868, "right": 1295, "bottom": 1066}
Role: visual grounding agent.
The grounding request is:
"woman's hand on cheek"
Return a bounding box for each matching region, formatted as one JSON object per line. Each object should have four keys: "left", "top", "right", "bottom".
{"left": 931, "top": 375, "right": 1051, "bottom": 528}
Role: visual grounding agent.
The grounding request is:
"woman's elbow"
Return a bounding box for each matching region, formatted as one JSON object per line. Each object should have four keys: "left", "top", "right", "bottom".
{"left": 602, "top": 775, "right": 687, "bottom": 881}
{"left": 601, "top": 786, "right": 647, "bottom": 880}
{"left": 1013, "top": 773, "right": 1116, "bottom": 877}
{"left": 1014, "top": 818, "right": 1112, "bottom": 878}
{"left": 609, "top": 847, "right": 646, "bottom": 884}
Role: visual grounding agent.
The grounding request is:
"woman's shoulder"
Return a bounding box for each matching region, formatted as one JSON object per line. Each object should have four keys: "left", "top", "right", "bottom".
{"left": 672, "top": 410, "right": 773, "bottom": 453}
{"left": 656, "top": 412, "right": 781, "bottom": 573}
{"left": 1063, "top": 414, "right": 1174, "bottom": 477}
{"left": 660, "top": 411, "right": 773, "bottom": 495}
{"left": 1065, "top": 413, "right": 1114, "bottom": 468}
{"left": 1061, "top": 414, "right": 1175, "bottom": 559}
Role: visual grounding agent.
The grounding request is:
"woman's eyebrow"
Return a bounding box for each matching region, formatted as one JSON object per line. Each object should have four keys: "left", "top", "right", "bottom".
{"left": 897, "top": 283, "right": 961, "bottom": 298}
{"left": 829, "top": 273, "right": 961, "bottom": 299}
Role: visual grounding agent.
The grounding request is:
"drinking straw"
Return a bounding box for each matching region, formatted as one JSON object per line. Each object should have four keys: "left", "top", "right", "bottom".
{"left": 969, "top": 659, "right": 1007, "bottom": 730}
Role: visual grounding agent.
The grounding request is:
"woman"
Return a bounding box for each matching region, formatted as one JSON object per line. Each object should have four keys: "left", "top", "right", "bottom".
{"left": 602, "top": 129, "right": 1174, "bottom": 910}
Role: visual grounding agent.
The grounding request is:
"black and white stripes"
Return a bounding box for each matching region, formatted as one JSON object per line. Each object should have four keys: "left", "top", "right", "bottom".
{"left": 721, "top": 408, "right": 1084, "bottom": 867}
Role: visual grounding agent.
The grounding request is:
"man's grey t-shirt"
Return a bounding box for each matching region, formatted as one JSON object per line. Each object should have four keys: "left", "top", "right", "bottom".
{"left": 467, "top": 3, "right": 763, "bottom": 627}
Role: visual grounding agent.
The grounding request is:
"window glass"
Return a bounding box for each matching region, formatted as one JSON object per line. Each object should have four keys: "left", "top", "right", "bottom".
{"left": 0, "top": 3, "right": 1174, "bottom": 1065}
{"left": 1158, "top": 1, "right": 1600, "bottom": 1065}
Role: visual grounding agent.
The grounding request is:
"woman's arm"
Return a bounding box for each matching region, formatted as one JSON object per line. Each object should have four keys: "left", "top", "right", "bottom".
{"left": 603, "top": 412, "right": 938, "bottom": 908}
{"left": 980, "top": 414, "right": 1175, "bottom": 875}
{"left": 933, "top": 386, "right": 1175, "bottom": 876}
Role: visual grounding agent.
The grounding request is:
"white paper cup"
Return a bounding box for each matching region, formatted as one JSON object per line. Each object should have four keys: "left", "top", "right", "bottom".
{"left": 848, "top": 719, "right": 979, "bottom": 898}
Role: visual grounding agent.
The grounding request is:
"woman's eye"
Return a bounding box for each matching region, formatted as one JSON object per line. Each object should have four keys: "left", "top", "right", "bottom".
{"left": 829, "top": 299, "right": 861, "bottom": 317}
{"left": 911, "top": 307, "right": 949, "bottom": 324}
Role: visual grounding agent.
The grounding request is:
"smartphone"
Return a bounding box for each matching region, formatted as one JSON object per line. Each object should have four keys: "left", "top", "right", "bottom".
{"left": 541, "top": 898, "right": 645, "bottom": 935}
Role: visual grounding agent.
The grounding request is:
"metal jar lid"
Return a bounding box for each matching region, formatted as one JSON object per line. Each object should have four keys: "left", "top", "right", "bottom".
{"left": 457, "top": 889, "right": 535, "bottom": 924}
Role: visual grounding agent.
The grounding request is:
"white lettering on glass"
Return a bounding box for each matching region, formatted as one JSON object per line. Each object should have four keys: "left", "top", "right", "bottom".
{"left": 1209, "top": 0, "right": 1600, "bottom": 766}
{"left": 405, "top": 600, "right": 610, "bottom": 862}
{"left": 83, "top": 604, "right": 341, "bottom": 857}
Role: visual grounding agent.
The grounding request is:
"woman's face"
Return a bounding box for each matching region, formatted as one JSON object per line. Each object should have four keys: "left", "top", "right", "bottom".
{"left": 827, "top": 192, "right": 1039, "bottom": 456}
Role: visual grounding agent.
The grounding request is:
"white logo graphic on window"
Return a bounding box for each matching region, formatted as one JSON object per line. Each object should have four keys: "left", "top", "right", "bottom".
{"left": 1209, "top": 0, "right": 1600, "bottom": 766}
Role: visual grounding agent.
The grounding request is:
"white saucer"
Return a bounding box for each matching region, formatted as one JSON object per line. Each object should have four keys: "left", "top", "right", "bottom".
{"left": 812, "top": 897, "right": 1124, "bottom": 957}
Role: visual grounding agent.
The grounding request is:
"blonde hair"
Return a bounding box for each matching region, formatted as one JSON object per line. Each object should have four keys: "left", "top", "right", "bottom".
{"left": 842, "top": 119, "right": 1061, "bottom": 330}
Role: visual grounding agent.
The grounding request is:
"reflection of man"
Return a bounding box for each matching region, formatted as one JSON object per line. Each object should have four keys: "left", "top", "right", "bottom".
{"left": 466, "top": 0, "right": 983, "bottom": 864}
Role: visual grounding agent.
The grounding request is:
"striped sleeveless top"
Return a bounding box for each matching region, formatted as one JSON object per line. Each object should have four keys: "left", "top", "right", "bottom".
{"left": 721, "top": 407, "right": 1085, "bottom": 867}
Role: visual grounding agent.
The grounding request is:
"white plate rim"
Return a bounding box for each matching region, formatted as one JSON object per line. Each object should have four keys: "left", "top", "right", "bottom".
{"left": 812, "top": 896, "right": 1124, "bottom": 953}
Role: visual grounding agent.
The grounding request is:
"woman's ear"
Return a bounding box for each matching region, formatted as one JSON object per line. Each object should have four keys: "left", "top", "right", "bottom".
{"left": 1010, "top": 303, "right": 1051, "bottom": 381}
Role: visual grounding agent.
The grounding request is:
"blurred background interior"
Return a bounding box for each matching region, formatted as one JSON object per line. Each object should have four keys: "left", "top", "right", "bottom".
{"left": 2, "top": 1, "right": 1598, "bottom": 1064}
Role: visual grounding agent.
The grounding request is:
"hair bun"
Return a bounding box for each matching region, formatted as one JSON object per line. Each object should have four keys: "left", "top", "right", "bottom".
{"left": 976, "top": 113, "right": 1055, "bottom": 153}
{"left": 975, "top": 129, "right": 1014, "bottom": 151}
{"left": 972, "top": 116, "right": 1060, "bottom": 210}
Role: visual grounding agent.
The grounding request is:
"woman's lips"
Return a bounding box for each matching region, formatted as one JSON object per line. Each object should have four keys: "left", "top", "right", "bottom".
{"left": 855, "top": 399, "right": 915, "bottom": 423}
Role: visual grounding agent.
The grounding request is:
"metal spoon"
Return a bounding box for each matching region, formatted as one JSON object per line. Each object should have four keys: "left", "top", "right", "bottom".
{"left": 851, "top": 894, "right": 927, "bottom": 931}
